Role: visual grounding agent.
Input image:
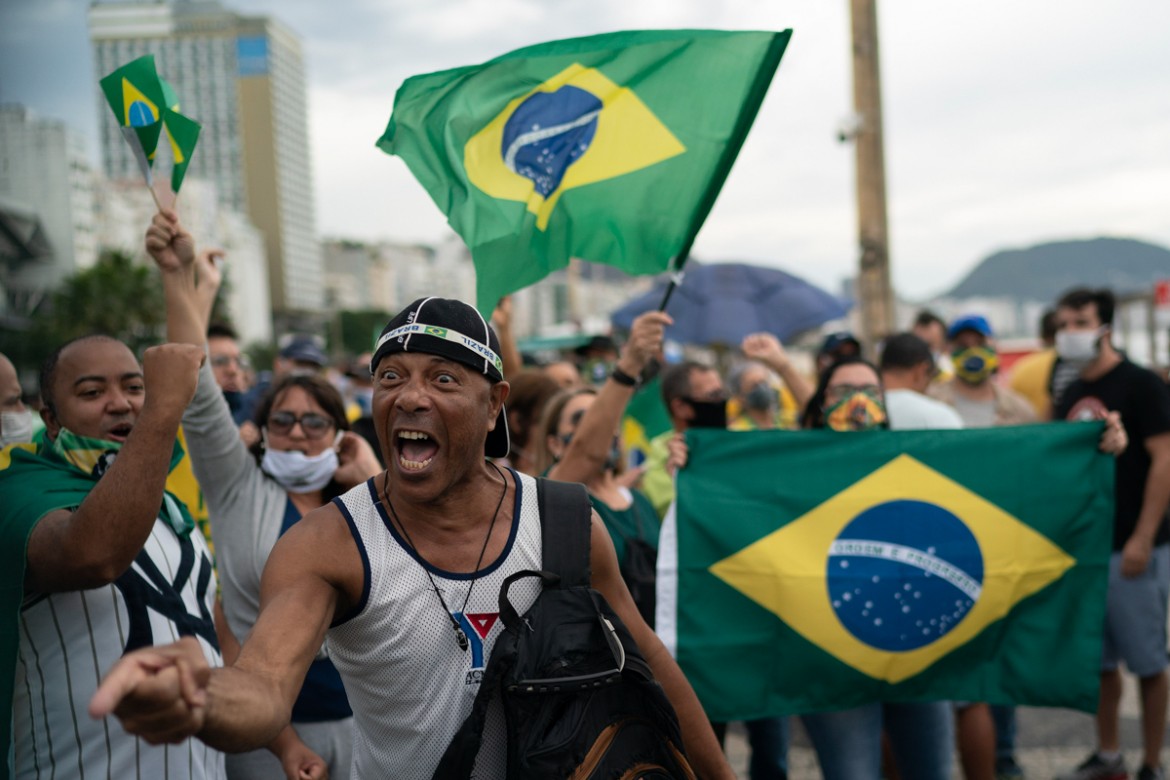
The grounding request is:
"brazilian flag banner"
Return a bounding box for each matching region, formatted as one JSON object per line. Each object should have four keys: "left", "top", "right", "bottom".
{"left": 378, "top": 29, "right": 791, "bottom": 314}
{"left": 657, "top": 423, "right": 1113, "bottom": 721}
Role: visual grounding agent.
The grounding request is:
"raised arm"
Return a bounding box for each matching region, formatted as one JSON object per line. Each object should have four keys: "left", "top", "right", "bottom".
{"left": 587, "top": 513, "right": 732, "bottom": 779}
{"left": 91, "top": 502, "right": 362, "bottom": 752}
{"left": 741, "top": 332, "right": 814, "bottom": 411}
{"left": 25, "top": 344, "right": 204, "bottom": 593}
{"left": 491, "top": 295, "right": 524, "bottom": 381}
{"left": 194, "top": 248, "right": 225, "bottom": 330}
{"left": 145, "top": 211, "right": 259, "bottom": 506}
{"left": 146, "top": 209, "right": 205, "bottom": 349}
{"left": 549, "top": 312, "right": 669, "bottom": 485}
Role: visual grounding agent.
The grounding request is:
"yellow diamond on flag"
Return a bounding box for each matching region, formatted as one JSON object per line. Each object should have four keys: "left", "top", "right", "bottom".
{"left": 463, "top": 63, "right": 685, "bottom": 230}
{"left": 122, "top": 77, "right": 161, "bottom": 127}
{"left": 709, "top": 454, "right": 1075, "bottom": 683}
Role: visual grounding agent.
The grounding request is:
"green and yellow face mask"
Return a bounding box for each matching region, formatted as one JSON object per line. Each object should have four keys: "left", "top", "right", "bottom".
{"left": 952, "top": 346, "right": 999, "bottom": 385}
{"left": 824, "top": 389, "right": 887, "bottom": 432}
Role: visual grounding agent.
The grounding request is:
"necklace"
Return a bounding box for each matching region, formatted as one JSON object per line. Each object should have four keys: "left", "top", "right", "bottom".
{"left": 382, "top": 461, "right": 509, "bottom": 652}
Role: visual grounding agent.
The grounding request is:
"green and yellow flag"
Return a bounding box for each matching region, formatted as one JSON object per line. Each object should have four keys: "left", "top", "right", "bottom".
{"left": 621, "top": 375, "right": 672, "bottom": 467}
{"left": 658, "top": 424, "right": 1113, "bottom": 721}
{"left": 378, "top": 29, "right": 791, "bottom": 313}
{"left": 99, "top": 55, "right": 201, "bottom": 196}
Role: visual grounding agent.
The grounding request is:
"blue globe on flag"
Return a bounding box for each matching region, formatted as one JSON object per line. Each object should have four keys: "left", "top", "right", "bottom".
{"left": 128, "top": 100, "right": 156, "bottom": 128}
{"left": 501, "top": 85, "right": 601, "bottom": 197}
{"left": 826, "top": 500, "right": 984, "bottom": 652}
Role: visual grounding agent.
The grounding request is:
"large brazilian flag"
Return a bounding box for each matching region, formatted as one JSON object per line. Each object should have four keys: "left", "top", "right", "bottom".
{"left": 378, "top": 29, "right": 791, "bottom": 314}
{"left": 657, "top": 423, "right": 1113, "bottom": 721}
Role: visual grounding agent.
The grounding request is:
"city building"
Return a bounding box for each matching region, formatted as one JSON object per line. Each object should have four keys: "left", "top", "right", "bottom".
{"left": 0, "top": 105, "right": 98, "bottom": 310}
{"left": 89, "top": 0, "right": 321, "bottom": 322}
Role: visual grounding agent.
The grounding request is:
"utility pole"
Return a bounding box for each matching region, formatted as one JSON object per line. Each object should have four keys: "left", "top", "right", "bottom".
{"left": 850, "top": 0, "right": 895, "bottom": 349}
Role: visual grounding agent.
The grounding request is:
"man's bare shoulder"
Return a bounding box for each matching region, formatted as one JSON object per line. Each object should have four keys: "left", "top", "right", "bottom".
{"left": 266, "top": 499, "right": 365, "bottom": 608}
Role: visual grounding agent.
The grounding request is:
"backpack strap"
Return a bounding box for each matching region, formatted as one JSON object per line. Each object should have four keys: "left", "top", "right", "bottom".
{"left": 536, "top": 477, "right": 592, "bottom": 588}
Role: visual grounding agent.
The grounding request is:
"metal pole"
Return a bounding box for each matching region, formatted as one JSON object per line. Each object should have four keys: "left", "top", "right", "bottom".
{"left": 850, "top": 0, "right": 895, "bottom": 350}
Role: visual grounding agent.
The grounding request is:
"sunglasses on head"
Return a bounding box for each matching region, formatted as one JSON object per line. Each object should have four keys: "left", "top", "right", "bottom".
{"left": 266, "top": 410, "right": 335, "bottom": 438}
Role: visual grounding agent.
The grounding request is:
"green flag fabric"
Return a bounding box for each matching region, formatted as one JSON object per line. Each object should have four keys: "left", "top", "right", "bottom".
{"left": 658, "top": 423, "right": 1113, "bottom": 722}
{"left": 99, "top": 54, "right": 169, "bottom": 184}
{"left": 99, "top": 55, "right": 201, "bottom": 196}
{"left": 621, "top": 375, "right": 672, "bottom": 466}
{"left": 378, "top": 29, "right": 791, "bottom": 314}
{"left": 160, "top": 108, "right": 201, "bottom": 193}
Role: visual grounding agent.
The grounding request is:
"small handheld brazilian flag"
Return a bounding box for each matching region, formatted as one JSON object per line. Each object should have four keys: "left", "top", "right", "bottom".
{"left": 378, "top": 29, "right": 791, "bottom": 314}
{"left": 100, "top": 55, "right": 201, "bottom": 198}
{"left": 657, "top": 423, "right": 1113, "bottom": 720}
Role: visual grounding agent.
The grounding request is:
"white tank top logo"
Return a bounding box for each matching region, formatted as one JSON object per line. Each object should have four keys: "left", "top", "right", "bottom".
{"left": 456, "top": 610, "right": 499, "bottom": 685}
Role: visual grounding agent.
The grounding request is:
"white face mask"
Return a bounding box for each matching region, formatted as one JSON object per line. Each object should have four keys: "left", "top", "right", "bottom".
{"left": 1055, "top": 328, "right": 1102, "bottom": 363}
{"left": 261, "top": 430, "right": 341, "bottom": 492}
{"left": 0, "top": 409, "right": 34, "bottom": 446}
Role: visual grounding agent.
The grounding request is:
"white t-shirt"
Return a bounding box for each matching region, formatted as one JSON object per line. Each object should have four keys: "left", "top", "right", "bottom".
{"left": 885, "top": 388, "right": 965, "bottom": 431}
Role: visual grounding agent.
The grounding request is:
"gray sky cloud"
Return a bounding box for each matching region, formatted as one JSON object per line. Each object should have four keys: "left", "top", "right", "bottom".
{"left": 2, "top": 0, "right": 1168, "bottom": 301}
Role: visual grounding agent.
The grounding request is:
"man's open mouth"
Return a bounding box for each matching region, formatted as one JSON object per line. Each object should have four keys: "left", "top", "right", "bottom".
{"left": 396, "top": 430, "right": 438, "bottom": 471}
{"left": 107, "top": 422, "right": 133, "bottom": 442}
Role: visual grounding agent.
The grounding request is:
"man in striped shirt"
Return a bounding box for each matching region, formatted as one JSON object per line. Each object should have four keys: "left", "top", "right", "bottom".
{"left": 1, "top": 336, "right": 224, "bottom": 779}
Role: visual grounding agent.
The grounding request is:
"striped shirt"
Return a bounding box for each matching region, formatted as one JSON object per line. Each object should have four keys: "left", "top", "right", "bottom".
{"left": 12, "top": 517, "right": 225, "bottom": 779}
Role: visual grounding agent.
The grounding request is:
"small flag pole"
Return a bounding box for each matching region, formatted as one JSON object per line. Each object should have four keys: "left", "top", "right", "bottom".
{"left": 657, "top": 241, "right": 694, "bottom": 312}
{"left": 657, "top": 266, "right": 685, "bottom": 312}
{"left": 144, "top": 181, "right": 164, "bottom": 213}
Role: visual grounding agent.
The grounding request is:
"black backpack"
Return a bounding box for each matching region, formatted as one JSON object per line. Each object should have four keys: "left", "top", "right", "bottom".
{"left": 432, "top": 478, "right": 696, "bottom": 780}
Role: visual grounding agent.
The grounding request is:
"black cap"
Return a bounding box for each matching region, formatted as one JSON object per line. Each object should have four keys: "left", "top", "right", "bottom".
{"left": 279, "top": 336, "right": 327, "bottom": 367}
{"left": 818, "top": 331, "right": 861, "bottom": 358}
{"left": 370, "top": 297, "right": 509, "bottom": 458}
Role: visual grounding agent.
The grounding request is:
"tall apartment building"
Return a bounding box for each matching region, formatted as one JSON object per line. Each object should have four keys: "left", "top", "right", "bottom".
{"left": 89, "top": 0, "right": 322, "bottom": 319}
{"left": 0, "top": 105, "right": 98, "bottom": 306}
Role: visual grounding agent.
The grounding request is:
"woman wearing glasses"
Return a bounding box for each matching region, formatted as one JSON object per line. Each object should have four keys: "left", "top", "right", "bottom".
{"left": 147, "top": 214, "right": 381, "bottom": 780}
{"left": 797, "top": 356, "right": 955, "bottom": 780}
{"left": 192, "top": 373, "right": 380, "bottom": 780}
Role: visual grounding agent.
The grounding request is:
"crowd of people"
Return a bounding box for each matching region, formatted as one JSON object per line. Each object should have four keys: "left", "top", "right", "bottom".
{"left": 0, "top": 210, "right": 1167, "bottom": 780}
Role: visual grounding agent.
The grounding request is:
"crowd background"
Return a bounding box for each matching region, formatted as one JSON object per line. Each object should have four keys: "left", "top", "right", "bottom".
{"left": 2, "top": 219, "right": 1169, "bottom": 780}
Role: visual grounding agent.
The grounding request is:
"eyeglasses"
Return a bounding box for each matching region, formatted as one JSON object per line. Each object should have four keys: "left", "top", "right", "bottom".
{"left": 266, "top": 410, "right": 335, "bottom": 438}
{"left": 211, "top": 355, "right": 249, "bottom": 369}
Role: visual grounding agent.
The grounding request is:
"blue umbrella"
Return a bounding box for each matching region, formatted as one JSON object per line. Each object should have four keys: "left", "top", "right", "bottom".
{"left": 610, "top": 262, "right": 849, "bottom": 345}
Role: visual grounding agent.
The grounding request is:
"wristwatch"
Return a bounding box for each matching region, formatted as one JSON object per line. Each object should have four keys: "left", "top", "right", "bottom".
{"left": 610, "top": 366, "right": 640, "bottom": 387}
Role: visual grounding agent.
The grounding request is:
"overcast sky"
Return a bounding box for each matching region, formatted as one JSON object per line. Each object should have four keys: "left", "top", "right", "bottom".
{"left": 2, "top": 0, "right": 1168, "bottom": 300}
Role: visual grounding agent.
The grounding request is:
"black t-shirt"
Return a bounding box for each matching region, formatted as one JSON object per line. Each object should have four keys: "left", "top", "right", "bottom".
{"left": 1055, "top": 359, "right": 1170, "bottom": 550}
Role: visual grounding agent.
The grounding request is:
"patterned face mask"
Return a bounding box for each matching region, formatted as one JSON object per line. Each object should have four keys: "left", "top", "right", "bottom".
{"left": 951, "top": 346, "right": 999, "bottom": 385}
{"left": 48, "top": 427, "right": 193, "bottom": 535}
{"left": 824, "top": 390, "right": 887, "bottom": 432}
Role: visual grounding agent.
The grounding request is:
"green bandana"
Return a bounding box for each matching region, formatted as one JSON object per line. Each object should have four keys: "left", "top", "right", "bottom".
{"left": 46, "top": 428, "right": 194, "bottom": 537}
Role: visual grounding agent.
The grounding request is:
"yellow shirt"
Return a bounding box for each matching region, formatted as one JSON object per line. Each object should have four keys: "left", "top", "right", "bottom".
{"left": 1007, "top": 349, "right": 1057, "bottom": 419}
{"left": 726, "top": 384, "right": 801, "bottom": 430}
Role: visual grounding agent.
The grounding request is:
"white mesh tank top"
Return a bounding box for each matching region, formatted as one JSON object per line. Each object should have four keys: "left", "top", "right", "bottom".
{"left": 328, "top": 468, "right": 542, "bottom": 779}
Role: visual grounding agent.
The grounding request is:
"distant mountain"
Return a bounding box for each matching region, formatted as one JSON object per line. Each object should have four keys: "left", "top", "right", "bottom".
{"left": 945, "top": 238, "right": 1170, "bottom": 301}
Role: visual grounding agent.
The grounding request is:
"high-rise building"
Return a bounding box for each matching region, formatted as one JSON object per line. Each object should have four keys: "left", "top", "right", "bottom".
{"left": 89, "top": 0, "right": 322, "bottom": 319}
{"left": 0, "top": 105, "right": 97, "bottom": 309}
